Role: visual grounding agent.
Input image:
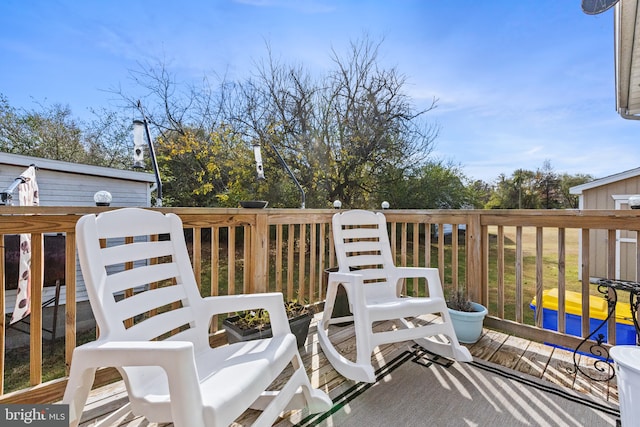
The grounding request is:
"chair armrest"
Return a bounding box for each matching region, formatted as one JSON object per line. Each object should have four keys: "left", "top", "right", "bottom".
{"left": 327, "top": 272, "right": 365, "bottom": 301}
{"left": 201, "top": 292, "right": 292, "bottom": 337}
{"left": 66, "top": 340, "right": 203, "bottom": 425}
{"left": 72, "top": 340, "right": 196, "bottom": 369}
{"left": 391, "top": 267, "right": 445, "bottom": 299}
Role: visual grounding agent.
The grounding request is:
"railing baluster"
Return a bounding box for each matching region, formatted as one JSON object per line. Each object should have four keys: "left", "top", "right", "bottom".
{"left": 497, "top": 225, "right": 505, "bottom": 319}
{"left": 210, "top": 227, "right": 219, "bottom": 333}
{"left": 515, "top": 226, "right": 523, "bottom": 323}
{"left": 581, "top": 228, "right": 591, "bottom": 339}
{"left": 228, "top": 227, "right": 236, "bottom": 295}
{"left": 318, "top": 223, "right": 326, "bottom": 300}
{"left": 193, "top": 227, "right": 202, "bottom": 291}
{"left": 535, "top": 227, "right": 544, "bottom": 328}
{"left": 211, "top": 227, "right": 220, "bottom": 298}
{"left": 558, "top": 228, "right": 566, "bottom": 334}
{"left": 310, "top": 223, "right": 317, "bottom": 303}
{"left": 275, "top": 224, "right": 283, "bottom": 293}
{"left": 452, "top": 224, "right": 459, "bottom": 294}
{"left": 607, "top": 228, "right": 617, "bottom": 344}
{"left": 243, "top": 224, "right": 250, "bottom": 294}
{"left": 438, "top": 223, "right": 445, "bottom": 285}
{"left": 287, "top": 224, "right": 294, "bottom": 301}
{"left": 29, "top": 232, "right": 43, "bottom": 386}
{"left": 401, "top": 222, "right": 407, "bottom": 267}
{"left": 298, "top": 224, "right": 306, "bottom": 302}
{"left": 413, "top": 223, "right": 419, "bottom": 296}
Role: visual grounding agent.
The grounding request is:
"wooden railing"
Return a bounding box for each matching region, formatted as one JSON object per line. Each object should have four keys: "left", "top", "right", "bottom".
{"left": 0, "top": 207, "right": 639, "bottom": 403}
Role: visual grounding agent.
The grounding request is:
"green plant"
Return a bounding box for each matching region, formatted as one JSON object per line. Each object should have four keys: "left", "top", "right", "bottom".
{"left": 446, "top": 290, "right": 476, "bottom": 312}
{"left": 227, "top": 301, "right": 313, "bottom": 330}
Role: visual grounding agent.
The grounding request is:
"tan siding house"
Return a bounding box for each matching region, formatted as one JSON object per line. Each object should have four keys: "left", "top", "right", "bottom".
{"left": 570, "top": 167, "right": 640, "bottom": 281}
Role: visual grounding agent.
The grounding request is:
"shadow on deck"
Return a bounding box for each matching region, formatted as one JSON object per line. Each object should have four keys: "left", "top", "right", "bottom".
{"left": 77, "top": 313, "right": 620, "bottom": 426}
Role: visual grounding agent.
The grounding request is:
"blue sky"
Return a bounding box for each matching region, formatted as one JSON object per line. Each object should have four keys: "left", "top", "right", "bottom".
{"left": 0, "top": 0, "right": 635, "bottom": 183}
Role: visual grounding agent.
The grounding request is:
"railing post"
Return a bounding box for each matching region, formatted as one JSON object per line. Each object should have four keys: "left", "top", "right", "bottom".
{"left": 252, "top": 213, "right": 269, "bottom": 293}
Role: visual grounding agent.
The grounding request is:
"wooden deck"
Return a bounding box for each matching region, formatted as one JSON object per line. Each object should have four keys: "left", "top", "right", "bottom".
{"left": 76, "top": 314, "right": 620, "bottom": 426}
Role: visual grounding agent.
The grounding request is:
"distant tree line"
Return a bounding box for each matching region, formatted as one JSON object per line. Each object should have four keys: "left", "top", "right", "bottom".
{"left": 0, "top": 37, "right": 592, "bottom": 209}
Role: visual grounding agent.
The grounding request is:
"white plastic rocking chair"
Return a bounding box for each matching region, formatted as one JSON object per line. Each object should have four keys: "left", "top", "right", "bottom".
{"left": 63, "top": 208, "right": 331, "bottom": 427}
{"left": 318, "top": 209, "right": 472, "bottom": 383}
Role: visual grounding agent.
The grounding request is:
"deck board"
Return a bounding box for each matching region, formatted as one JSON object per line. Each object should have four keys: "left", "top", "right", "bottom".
{"left": 514, "top": 340, "right": 553, "bottom": 378}
{"left": 488, "top": 334, "right": 529, "bottom": 369}
{"left": 544, "top": 346, "right": 577, "bottom": 389}
{"left": 77, "top": 315, "right": 620, "bottom": 426}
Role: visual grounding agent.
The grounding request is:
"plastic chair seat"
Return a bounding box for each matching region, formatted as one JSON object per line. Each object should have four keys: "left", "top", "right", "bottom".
{"left": 129, "top": 334, "right": 298, "bottom": 424}
{"left": 63, "top": 208, "right": 331, "bottom": 427}
{"left": 365, "top": 296, "right": 446, "bottom": 321}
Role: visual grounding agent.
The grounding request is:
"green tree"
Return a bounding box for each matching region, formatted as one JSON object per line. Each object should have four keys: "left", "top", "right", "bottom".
{"left": 485, "top": 170, "right": 538, "bottom": 209}
{"left": 155, "top": 125, "right": 257, "bottom": 207}
{"left": 558, "top": 172, "right": 592, "bottom": 209}
{"left": 0, "top": 94, "right": 132, "bottom": 169}
{"left": 384, "top": 161, "right": 470, "bottom": 209}
{"left": 0, "top": 101, "right": 86, "bottom": 162}
{"left": 83, "top": 107, "right": 135, "bottom": 169}
{"left": 467, "top": 179, "right": 493, "bottom": 209}
{"left": 485, "top": 164, "right": 593, "bottom": 210}
{"left": 535, "top": 160, "right": 561, "bottom": 209}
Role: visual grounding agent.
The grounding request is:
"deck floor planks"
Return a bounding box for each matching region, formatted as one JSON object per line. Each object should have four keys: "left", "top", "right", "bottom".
{"left": 543, "top": 346, "right": 577, "bottom": 389}
{"left": 514, "top": 340, "right": 553, "bottom": 379}
{"left": 573, "top": 352, "right": 616, "bottom": 403}
{"left": 467, "top": 328, "right": 509, "bottom": 360}
{"left": 76, "top": 317, "right": 619, "bottom": 426}
{"left": 488, "top": 334, "right": 530, "bottom": 370}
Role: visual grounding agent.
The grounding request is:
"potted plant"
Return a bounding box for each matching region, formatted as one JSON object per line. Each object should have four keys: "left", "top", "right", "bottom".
{"left": 446, "top": 291, "right": 488, "bottom": 344}
{"left": 223, "top": 300, "right": 314, "bottom": 348}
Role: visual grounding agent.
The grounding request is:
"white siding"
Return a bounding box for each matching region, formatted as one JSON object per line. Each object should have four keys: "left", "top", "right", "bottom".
{"left": 0, "top": 153, "right": 156, "bottom": 313}
{"left": 0, "top": 154, "right": 155, "bottom": 207}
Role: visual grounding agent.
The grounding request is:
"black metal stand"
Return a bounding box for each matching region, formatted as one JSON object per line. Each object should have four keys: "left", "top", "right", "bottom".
{"left": 572, "top": 279, "right": 640, "bottom": 381}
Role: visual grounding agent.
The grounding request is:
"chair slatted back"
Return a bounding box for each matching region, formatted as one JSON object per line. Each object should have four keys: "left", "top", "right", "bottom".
{"left": 76, "top": 208, "right": 206, "bottom": 347}
{"left": 332, "top": 210, "right": 397, "bottom": 299}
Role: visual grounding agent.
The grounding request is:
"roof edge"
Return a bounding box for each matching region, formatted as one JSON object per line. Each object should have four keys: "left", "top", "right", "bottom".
{"left": 0, "top": 152, "right": 156, "bottom": 183}
{"left": 570, "top": 166, "right": 640, "bottom": 194}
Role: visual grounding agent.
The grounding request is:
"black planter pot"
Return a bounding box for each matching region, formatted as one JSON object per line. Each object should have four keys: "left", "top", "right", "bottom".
{"left": 223, "top": 312, "right": 312, "bottom": 348}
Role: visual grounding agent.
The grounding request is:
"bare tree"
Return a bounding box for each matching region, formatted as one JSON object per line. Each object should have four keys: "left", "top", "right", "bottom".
{"left": 321, "top": 37, "right": 439, "bottom": 207}
{"left": 114, "top": 36, "right": 441, "bottom": 208}
{"left": 230, "top": 37, "right": 439, "bottom": 208}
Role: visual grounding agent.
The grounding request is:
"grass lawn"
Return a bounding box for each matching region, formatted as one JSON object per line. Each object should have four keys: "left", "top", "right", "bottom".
{"left": 485, "top": 226, "right": 585, "bottom": 325}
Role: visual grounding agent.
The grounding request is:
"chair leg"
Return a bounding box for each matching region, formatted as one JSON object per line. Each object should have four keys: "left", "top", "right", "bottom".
{"left": 291, "top": 352, "right": 332, "bottom": 413}
{"left": 402, "top": 317, "right": 472, "bottom": 363}
{"left": 317, "top": 317, "right": 376, "bottom": 383}
{"left": 250, "top": 353, "right": 331, "bottom": 427}
{"left": 63, "top": 365, "right": 97, "bottom": 427}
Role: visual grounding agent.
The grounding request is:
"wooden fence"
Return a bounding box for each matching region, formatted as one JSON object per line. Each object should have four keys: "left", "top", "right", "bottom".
{"left": 0, "top": 206, "right": 639, "bottom": 403}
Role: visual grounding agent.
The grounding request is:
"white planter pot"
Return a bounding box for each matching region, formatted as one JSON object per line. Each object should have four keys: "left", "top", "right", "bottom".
{"left": 611, "top": 345, "right": 640, "bottom": 426}
{"left": 448, "top": 302, "right": 488, "bottom": 344}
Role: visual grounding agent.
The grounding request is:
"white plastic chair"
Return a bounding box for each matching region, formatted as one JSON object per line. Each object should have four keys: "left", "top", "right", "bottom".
{"left": 63, "top": 208, "right": 331, "bottom": 427}
{"left": 318, "top": 209, "right": 472, "bottom": 383}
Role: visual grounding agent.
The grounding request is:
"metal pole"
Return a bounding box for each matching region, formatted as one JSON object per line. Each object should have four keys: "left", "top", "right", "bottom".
{"left": 136, "top": 101, "right": 163, "bottom": 206}
{"left": 268, "top": 142, "right": 305, "bottom": 209}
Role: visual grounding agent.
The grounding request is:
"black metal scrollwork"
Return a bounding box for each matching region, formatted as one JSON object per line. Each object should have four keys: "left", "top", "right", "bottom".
{"left": 571, "top": 282, "right": 616, "bottom": 381}
{"left": 572, "top": 279, "right": 640, "bottom": 382}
